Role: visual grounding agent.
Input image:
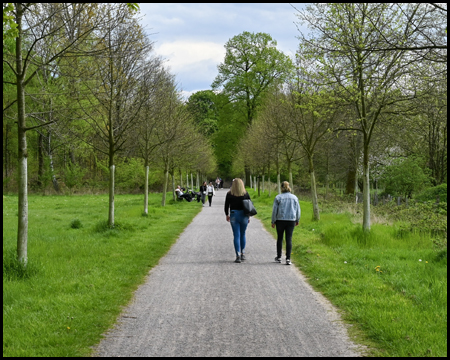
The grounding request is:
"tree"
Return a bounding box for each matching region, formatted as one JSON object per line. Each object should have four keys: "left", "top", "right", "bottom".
{"left": 186, "top": 90, "right": 219, "bottom": 137}
{"left": 295, "top": 3, "right": 427, "bottom": 231}
{"left": 3, "top": 3, "right": 120, "bottom": 264}
{"left": 363, "top": 3, "right": 447, "bottom": 63}
{"left": 135, "top": 65, "right": 167, "bottom": 214}
{"left": 212, "top": 31, "right": 293, "bottom": 183}
{"left": 76, "top": 7, "right": 154, "bottom": 227}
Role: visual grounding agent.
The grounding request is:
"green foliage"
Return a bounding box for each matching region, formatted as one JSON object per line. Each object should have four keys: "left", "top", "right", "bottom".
{"left": 64, "top": 163, "right": 86, "bottom": 190}
{"left": 212, "top": 31, "right": 293, "bottom": 124}
{"left": 415, "top": 184, "right": 447, "bottom": 203}
{"left": 2, "top": 3, "right": 18, "bottom": 40}
{"left": 380, "top": 156, "right": 431, "bottom": 198}
{"left": 115, "top": 157, "right": 145, "bottom": 191}
{"left": 186, "top": 90, "right": 219, "bottom": 137}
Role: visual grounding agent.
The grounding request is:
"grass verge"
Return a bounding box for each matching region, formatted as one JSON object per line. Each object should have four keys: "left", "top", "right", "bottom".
{"left": 249, "top": 189, "right": 447, "bottom": 357}
{"left": 3, "top": 193, "right": 201, "bottom": 357}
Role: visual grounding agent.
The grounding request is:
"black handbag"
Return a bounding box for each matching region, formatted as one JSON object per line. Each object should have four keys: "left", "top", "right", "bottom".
{"left": 242, "top": 199, "right": 257, "bottom": 216}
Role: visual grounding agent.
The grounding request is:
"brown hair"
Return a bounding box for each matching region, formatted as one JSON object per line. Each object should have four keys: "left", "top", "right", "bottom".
{"left": 230, "top": 178, "right": 246, "bottom": 197}
{"left": 281, "top": 181, "right": 291, "bottom": 193}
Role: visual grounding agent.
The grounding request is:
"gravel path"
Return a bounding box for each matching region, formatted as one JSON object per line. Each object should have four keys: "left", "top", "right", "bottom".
{"left": 93, "top": 190, "right": 363, "bottom": 357}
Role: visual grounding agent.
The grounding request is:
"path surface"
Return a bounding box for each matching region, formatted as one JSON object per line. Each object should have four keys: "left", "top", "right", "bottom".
{"left": 93, "top": 190, "right": 363, "bottom": 357}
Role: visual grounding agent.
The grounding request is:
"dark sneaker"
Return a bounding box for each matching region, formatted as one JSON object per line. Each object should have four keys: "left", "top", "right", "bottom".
{"left": 275, "top": 257, "right": 281, "bottom": 263}
{"left": 235, "top": 256, "right": 241, "bottom": 263}
{"left": 286, "top": 259, "right": 291, "bottom": 265}
{"left": 240, "top": 254, "right": 246, "bottom": 261}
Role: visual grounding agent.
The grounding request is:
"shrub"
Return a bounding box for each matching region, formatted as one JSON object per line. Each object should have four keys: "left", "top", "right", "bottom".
{"left": 379, "top": 156, "right": 431, "bottom": 198}
{"left": 70, "top": 218, "right": 83, "bottom": 229}
{"left": 415, "top": 183, "right": 447, "bottom": 203}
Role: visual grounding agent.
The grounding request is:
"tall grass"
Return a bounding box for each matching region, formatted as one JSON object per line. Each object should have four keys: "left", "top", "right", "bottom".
{"left": 3, "top": 193, "right": 201, "bottom": 357}
{"left": 250, "top": 189, "right": 447, "bottom": 357}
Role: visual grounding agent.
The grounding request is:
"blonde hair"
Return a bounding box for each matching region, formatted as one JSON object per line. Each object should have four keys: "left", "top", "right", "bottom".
{"left": 281, "top": 181, "right": 291, "bottom": 193}
{"left": 230, "top": 178, "right": 246, "bottom": 196}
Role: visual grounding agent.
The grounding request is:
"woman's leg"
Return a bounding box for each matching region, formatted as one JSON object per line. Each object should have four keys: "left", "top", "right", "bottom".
{"left": 239, "top": 212, "right": 249, "bottom": 254}
{"left": 208, "top": 195, "right": 212, "bottom": 206}
{"left": 229, "top": 211, "right": 241, "bottom": 256}
{"left": 283, "top": 221, "right": 295, "bottom": 259}
{"left": 275, "top": 221, "right": 286, "bottom": 259}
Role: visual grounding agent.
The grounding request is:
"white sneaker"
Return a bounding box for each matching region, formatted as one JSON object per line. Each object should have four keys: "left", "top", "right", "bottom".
{"left": 286, "top": 259, "right": 291, "bottom": 265}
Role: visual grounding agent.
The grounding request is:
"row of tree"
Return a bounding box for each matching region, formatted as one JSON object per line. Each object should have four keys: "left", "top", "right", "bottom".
{"left": 3, "top": 4, "right": 216, "bottom": 264}
{"left": 189, "top": 3, "right": 446, "bottom": 232}
{"left": 2, "top": 3, "right": 447, "bottom": 264}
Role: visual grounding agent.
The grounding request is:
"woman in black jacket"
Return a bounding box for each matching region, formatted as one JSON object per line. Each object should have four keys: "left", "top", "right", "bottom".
{"left": 199, "top": 181, "right": 207, "bottom": 206}
{"left": 224, "top": 178, "right": 251, "bottom": 263}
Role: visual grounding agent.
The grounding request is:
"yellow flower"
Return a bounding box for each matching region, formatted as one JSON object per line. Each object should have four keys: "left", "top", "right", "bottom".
{"left": 67, "top": 327, "right": 70, "bottom": 330}
{"left": 426, "top": 261, "right": 428, "bottom": 263}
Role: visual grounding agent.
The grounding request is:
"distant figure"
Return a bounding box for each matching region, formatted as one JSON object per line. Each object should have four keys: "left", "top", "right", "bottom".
{"left": 271, "top": 181, "right": 301, "bottom": 265}
{"left": 199, "top": 181, "right": 207, "bottom": 206}
{"left": 220, "top": 178, "right": 224, "bottom": 189}
{"left": 175, "top": 185, "right": 192, "bottom": 202}
{"left": 215, "top": 177, "right": 220, "bottom": 190}
{"left": 206, "top": 181, "right": 215, "bottom": 207}
{"left": 224, "top": 178, "right": 251, "bottom": 263}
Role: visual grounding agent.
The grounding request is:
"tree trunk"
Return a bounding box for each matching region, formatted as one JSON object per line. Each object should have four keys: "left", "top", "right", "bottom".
{"left": 47, "top": 132, "right": 59, "bottom": 192}
{"left": 4, "top": 122, "right": 9, "bottom": 181}
{"left": 16, "top": 4, "right": 28, "bottom": 265}
{"left": 277, "top": 172, "right": 281, "bottom": 194}
{"left": 288, "top": 161, "right": 293, "bottom": 195}
{"left": 38, "top": 133, "right": 44, "bottom": 187}
{"left": 144, "top": 165, "right": 149, "bottom": 214}
{"left": 245, "top": 165, "right": 250, "bottom": 187}
{"left": 172, "top": 172, "right": 176, "bottom": 201}
{"left": 362, "top": 144, "right": 371, "bottom": 232}
{"left": 309, "top": 156, "right": 320, "bottom": 221}
{"left": 161, "top": 162, "right": 169, "bottom": 206}
{"left": 108, "top": 165, "right": 115, "bottom": 227}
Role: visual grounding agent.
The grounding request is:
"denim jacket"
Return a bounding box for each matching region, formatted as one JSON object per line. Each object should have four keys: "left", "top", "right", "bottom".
{"left": 271, "top": 192, "right": 301, "bottom": 224}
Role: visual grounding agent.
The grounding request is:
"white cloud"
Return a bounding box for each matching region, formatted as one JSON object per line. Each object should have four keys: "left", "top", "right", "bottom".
{"left": 156, "top": 41, "right": 225, "bottom": 73}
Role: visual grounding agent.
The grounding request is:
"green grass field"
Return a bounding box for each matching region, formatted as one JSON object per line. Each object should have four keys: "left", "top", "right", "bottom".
{"left": 3, "top": 193, "right": 202, "bottom": 357}
{"left": 249, "top": 189, "right": 447, "bottom": 357}
{"left": 3, "top": 190, "right": 447, "bottom": 357}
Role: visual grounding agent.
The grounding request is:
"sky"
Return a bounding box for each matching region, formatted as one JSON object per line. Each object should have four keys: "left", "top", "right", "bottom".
{"left": 137, "top": 3, "right": 308, "bottom": 100}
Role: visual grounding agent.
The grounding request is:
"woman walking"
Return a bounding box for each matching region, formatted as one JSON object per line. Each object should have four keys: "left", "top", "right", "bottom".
{"left": 199, "top": 181, "right": 207, "bottom": 206}
{"left": 206, "top": 181, "right": 215, "bottom": 206}
{"left": 271, "top": 181, "right": 301, "bottom": 265}
{"left": 224, "top": 178, "right": 251, "bottom": 263}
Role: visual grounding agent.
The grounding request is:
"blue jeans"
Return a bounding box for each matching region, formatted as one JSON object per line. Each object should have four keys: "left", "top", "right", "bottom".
{"left": 230, "top": 210, "right": 248, "bottom": 256}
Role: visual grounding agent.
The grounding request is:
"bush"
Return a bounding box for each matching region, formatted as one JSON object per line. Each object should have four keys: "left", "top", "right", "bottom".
{"left": 415, "top": 183, "right": 447, "bottom": 203}
{"left": 70, "top": 218, "right": 83, "bottom": 229}
{"left": 379, "top": 156, "right": 431, "bottom": 198}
